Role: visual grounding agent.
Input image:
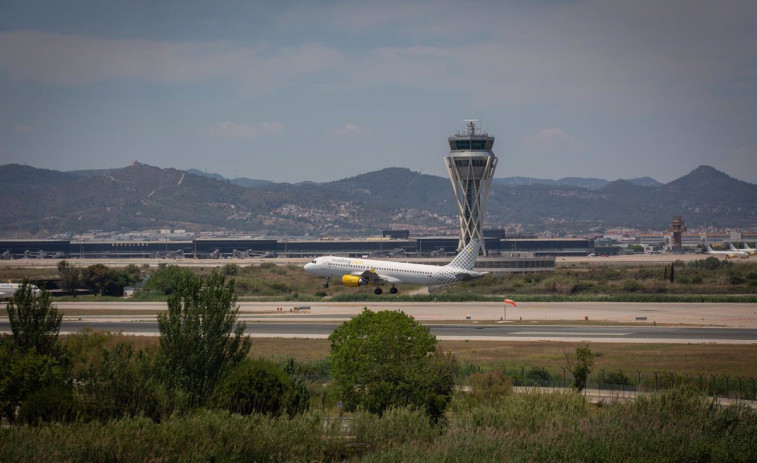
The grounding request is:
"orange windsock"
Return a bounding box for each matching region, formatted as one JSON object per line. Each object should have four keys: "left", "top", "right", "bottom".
{"left": 504, "top": 299, "right": 517, "bottom": 307}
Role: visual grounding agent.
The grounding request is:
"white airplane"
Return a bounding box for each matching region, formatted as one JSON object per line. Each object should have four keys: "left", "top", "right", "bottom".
{"left": 304, "top": 238, "right": 485, "bottom": 295}
{"left": 740, "top": 243, "right": 756, "bottom": 256}
{"left": 0, "top": 282, "right": 41, "bottom": 299}
{"left": 706, "top": 245, "right": 743, "bottom": 259}
{"left": 728, "top": 243, "right": 750, "bottom": 258}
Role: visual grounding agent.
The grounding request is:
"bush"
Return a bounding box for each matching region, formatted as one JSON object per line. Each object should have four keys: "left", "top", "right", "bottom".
{"left": 211, "top": 358, "right": 309, "bottom": 417}
{"left": 603, "top": 370, "right": 631, "bottom": 386}
{"left": 16, "top": 385, "right": 75, "bottom": 425}
{"left": 221, "top": 263, "right": 240, "bottom": 276}
{"left": 620, "top": 279, "right": 640, "bottom": 292}
{"left": 80, "top": 342, "right": 165, "bottom": 421}
{"left": 0, "top": 344, "right": 69, "bottom": 423}
{"left": 526, "top": 366, "right": 552, "bottom": 386}
{"left": 467, "top": 370, "right": 513, "bottom": 405}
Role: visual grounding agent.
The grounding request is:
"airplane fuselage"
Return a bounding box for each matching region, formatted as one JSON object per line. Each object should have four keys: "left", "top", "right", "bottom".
{"left": 0, "top": 283, "right": 41, "bottom": 299}
{"left": 304, "top": 238, "right": 484, "bottom": 294}
{"left": 304, "top": 256, "right": 485, "bottom": 287}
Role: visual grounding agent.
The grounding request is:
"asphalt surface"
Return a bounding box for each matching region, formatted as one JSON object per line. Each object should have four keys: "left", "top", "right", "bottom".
{"left": 3, "top": 301, "right": 756, "bottom": 343}
{"left": 1, "top": 318, "right": 755, "bottom": 344}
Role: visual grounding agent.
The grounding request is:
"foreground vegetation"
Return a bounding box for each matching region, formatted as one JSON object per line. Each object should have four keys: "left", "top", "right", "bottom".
{"left": 2, "top": 274, "right": 757, "bottom": 461}
{"left": 2, "top": 388, "right": 755, "bottom": 462}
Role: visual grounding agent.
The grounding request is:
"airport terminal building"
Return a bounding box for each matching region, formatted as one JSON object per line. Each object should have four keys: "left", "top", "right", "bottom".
{"left": 0, "top": 236, "right": 575, "bottom": 273}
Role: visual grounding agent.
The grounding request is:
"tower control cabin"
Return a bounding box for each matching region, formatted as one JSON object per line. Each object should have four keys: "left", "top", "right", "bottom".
{"left": 445, "top": 120, "right": 498, "bottom": 255}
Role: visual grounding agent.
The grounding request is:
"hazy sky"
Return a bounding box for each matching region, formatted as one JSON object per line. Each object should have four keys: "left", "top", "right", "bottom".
{"left": 1, "top": 0, "right": 755, "bottom": 183}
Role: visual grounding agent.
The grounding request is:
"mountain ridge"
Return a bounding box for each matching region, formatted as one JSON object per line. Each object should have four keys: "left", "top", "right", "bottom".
{"left": 1, "top": 163, "right": 755, "bottom": 237}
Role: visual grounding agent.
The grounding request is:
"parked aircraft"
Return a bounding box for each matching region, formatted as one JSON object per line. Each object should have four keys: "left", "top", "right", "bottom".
{"left": 0, "top": 282, "right": 41, "bottom": 299}
{"left": 304, "top": 238, "right": 485, "bottom": 295}
{"left": 706, "top": 245, "right": 744, "bottom": 259}
{"left": 728, "top": 243, "right": 750, "bottom": 258}
{"left": 740, "top": 243, "right": 756, "bottom": 256}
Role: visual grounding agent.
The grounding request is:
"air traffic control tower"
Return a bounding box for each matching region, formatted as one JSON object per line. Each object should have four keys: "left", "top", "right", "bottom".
{"left": 445, "top": 120, "right": 498, "bottom": 255}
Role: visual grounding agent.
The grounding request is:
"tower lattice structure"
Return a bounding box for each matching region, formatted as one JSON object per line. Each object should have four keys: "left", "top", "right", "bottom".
{"left": 445, "top": 120, "right": 498, "bottom": 255}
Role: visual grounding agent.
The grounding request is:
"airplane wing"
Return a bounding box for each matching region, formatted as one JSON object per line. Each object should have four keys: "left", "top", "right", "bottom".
{"left": 351, "top": 269, "right": 402, "bottom": 285}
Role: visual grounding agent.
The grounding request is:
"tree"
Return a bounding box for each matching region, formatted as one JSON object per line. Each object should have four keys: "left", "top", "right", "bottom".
{"left": 57, "top": 260, "right": 82, "bottom": 296}
{"left": 81, "top": 264, "right": 138, "bottom": 297}
{"left": 157, "top": 271, "right": 251, "bottom": 405}
{"left": 144, "top": 265, "right": 195, "bottom": 295}
{"left": 211, "top": 358, "right": 309, "bottom": 417}
{"left": 565, "top": 345, "right": 597, "bottom": 392}
{"left": 6, "top": 281, "right": 62, "bottom": 356}
{"left": 328, "top": 308, "right": 455, "bottom": 420}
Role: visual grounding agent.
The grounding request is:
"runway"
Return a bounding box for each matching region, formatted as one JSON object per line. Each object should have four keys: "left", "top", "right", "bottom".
{"left": 3, "top": 301, "right": 756, "bottom": 343}
{"left": 1, "top": 319, "right": 750, "bottom": 344}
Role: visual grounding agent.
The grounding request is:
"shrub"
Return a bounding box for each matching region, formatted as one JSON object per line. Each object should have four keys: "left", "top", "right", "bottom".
{"left": 222, "top": 263, "right": 240, "bottom": 276}
{"left": 526, "top": 366, "right": 552, "bottom": 386}
{"left": 16, "top": 385, "right": 75, "bottom": 425}
{"left": 0, "top": 344, "right": 68, "bottom": 423}
{"left": 603, "top": 370, "right": 631, "bottom": 386}
{"left": 211, "top": 358, "right": 309, "bottom": 417}
{"left": 467, "top": 370, "right": 512, "bottom": 405}
{"left": 620, "top": 279, "right": 640, "bottom": 292}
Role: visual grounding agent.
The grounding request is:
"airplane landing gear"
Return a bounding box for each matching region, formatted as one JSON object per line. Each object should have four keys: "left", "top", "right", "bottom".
{"left": 323, "top": 277, "right": 330, "bottom": 288}
{"left": 374, "top": 287, "right": 383, "bottom": 295}
{"left": 389, "top": 286, "right": 398, "bottom": 294}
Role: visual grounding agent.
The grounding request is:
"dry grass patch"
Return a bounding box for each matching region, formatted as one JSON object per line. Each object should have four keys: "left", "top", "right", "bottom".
{"left": 440, "top": 340, "right": 757, "bottom": 377}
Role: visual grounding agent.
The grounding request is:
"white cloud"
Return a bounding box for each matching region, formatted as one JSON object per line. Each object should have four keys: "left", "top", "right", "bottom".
{"left": 210, "top": 121, "right": 283, "bottom": 139}
{"left": 331, "top": 123, "right": 370, "bottom": 137}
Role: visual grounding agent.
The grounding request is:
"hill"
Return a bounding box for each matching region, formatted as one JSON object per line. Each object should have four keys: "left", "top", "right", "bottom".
{"left": 493, "top": 176, "right": 663, "bottom": 190}
{"left": 0, "top": 163, "right": 754, "bottom": 237}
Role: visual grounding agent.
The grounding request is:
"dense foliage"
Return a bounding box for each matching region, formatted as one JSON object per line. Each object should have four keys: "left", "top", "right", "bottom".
{"left": 211, "top": 358, "right": 309, "bottom": 417}
{"left": 1, "top": 389, "right": 755, "bottom": 462}
{"left": 6, "top": 282, "right": 62, "bottom": 356}
{"left": 143, "top": 264, "right": 195, "bottom": 295}
{"left": 157, "top": 271, "right": 251, "bottom": 405}
{"left": 329, "top": 308, "right": 456, "bottom": 421}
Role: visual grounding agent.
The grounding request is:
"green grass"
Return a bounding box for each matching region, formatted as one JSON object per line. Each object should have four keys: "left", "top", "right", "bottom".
{"left": 3, "top": 259, "right": 756, "bottom": 302}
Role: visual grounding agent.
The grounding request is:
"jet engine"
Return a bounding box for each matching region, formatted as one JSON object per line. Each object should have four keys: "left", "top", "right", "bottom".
{"left": 342, "top": 275, "right": 369, "bottom": 287}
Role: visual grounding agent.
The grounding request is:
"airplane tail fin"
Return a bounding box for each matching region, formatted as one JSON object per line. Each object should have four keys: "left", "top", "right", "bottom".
{"left": 447, "top": 238, "right": 481, "bottom": 270}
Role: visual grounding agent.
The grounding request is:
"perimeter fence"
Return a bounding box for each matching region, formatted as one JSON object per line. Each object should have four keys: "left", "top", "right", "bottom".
{"left": 458, "top": 363, "right": 757, "bottom": 401}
